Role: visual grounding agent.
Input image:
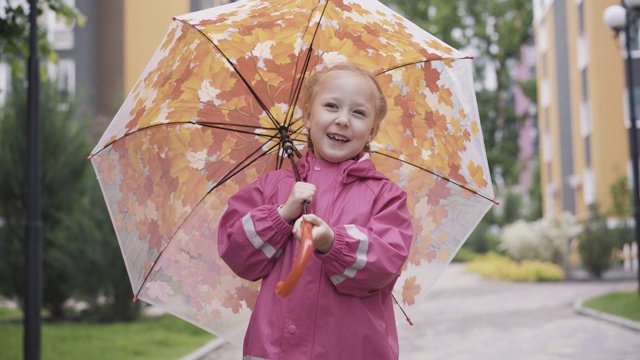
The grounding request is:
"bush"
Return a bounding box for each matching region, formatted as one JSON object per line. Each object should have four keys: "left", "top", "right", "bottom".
{"left": 452, "top": 246, "right": 477, "bottom": 262}
{"left": 0, "top": 74, "right": 137, "bottom": 321}
{"left": 464, "top": 218, "right": 500, "bottom": 254}
{"left": 578, "top": 207, "right": 617, "bottom": 278}
{"left": 498, "top": 212, "right": 580, "bottom": 268}
{"left": 465, "top": 252, "right": 565, "bottom": 281}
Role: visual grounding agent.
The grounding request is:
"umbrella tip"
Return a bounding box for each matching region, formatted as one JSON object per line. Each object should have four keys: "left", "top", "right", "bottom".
{"left": 172, "top": 16, "right": 177, "bottom": 21}
{"left": 87, "top": 154, "right": 93, "bottom": 161}
{"left": 492, "top": 199, "right": 501, "bottom": 205}
{"left": 132, "top": 295, "right": 138, "bottom": 303}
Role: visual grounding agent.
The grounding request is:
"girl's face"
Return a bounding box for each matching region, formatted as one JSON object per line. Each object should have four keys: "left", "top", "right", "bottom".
{"left": 304, "top": 70, "right": 380, "bottom": 163}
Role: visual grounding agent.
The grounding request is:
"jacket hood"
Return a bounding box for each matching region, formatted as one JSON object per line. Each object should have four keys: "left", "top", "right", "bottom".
{"left": 295, "top": 151, "right": 388, "bottom": 184}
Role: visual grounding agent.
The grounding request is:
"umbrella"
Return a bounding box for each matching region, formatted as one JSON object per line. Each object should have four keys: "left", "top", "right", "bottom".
{"left": 89, "top": 0, "right": 497, "bottom": 346}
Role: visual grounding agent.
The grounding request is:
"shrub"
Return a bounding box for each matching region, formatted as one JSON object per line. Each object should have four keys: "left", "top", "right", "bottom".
{"left": 498, "top": 212, "right": 580, "bottom": 267}
{"left": 452, "top": 246, "right": 477, "bottom": 262}
{"left": 578, "top": 207, "right": 616, "bottom": 278}
{"left": 465, "top": 252, "right": 564, "bottom": 281}
{"left": 498, "top": 220, "right": 541, "bottom": 260}
{"left": 464, "top": 218, "right": 501, "bottom": 254}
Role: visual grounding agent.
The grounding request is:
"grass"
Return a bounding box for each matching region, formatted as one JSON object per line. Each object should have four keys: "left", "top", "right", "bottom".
{"left": 582, "top": 291, "right": 640, "bottom": 323}
{"left": 0, "top": 311, "right": 215, "bottom": 360}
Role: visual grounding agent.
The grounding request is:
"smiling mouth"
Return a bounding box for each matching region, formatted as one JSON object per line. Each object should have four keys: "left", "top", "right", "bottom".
{"left": 327, "top": 134, "right": 349, "bottom": 143}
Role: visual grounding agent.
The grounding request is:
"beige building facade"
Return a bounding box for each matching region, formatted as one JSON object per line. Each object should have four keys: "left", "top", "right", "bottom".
{"left": 533, "top": 0, "right": 632, "bottom": 220}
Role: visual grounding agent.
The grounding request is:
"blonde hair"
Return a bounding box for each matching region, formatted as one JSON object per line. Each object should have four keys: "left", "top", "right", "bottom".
{"left": 301, "top": 64, "right": 387, "bottom": 152}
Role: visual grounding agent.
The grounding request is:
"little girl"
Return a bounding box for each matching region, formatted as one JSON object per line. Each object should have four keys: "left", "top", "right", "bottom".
{"left": 218, "top": 63, "right": 413, "bottom": 359}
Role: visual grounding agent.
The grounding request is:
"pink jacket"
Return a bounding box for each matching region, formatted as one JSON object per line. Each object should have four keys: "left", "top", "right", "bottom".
{"left": 218, "top": 151, "right": 413, "bottom": 360}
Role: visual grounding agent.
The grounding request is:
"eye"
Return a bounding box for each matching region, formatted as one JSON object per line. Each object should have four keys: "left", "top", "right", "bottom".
{"left": 353, "top": 109, "right": 367, "bottom": 117}
{"left": 323, "top": 102, "right": 338, "bottom": 109}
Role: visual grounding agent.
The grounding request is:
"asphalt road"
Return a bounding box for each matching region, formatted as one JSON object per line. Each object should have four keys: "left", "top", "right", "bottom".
{"left": 201, "top": 264, "right": 640, "bottom": 359}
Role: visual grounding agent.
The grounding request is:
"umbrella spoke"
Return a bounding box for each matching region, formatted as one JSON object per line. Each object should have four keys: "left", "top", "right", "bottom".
{"left": 175, "top": 19, "right": 281, "bottom": 129}
{"left": 209, "top": 140, "right": 282, "bottom": 194}
{"left": 135, "top": 140, "right": 283, "bottom": 302}
{"left": 372, "top": 150, "right": 498, "bottom": 205}
{"left": 198, "top": 121, "right": 280, "bottom": 140}
{"left": 90, "top": 121, "right": 281, "bottom": 158}
{"left": 284, "top": 2, "right": 330, "bottom": 128}
{"left": 376, "top": 56, "right": 473, "bottom": 76}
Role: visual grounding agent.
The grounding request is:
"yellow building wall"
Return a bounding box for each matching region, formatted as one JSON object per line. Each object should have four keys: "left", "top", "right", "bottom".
{"left": 537, "top": 8, "right": 564, "bottom": 217}
{"left": 123, "top": 0, "right": 191, "bottom": 94}
{"left": 537, "top": 0, "right": 630, "bottom": 219}
{"left": 588, "top": 0, "right": 629, "bottom": 215}
{"left": 566, "top": 0, "right": 583, "bottom": 218}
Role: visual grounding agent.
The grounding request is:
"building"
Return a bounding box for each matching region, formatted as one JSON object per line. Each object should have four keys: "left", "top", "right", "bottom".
{"left": 533, "top": 0, "right": 633, "bottom": 220}
{"left": 75, "top": 0, "right": 235, "bottom": 134}
{"left": 0, "top": 0, "right": 235, "bottom": 132}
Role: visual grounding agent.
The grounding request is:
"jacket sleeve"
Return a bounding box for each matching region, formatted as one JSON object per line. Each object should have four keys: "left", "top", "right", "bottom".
{"left": 217, "top": 174, "right": 293, "bottom": 281}
{"left": 316, "top": 181, "right": 413, "bottom": 297}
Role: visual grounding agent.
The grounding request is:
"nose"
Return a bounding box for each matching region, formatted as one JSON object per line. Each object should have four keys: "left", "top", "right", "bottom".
{"left": 334, "top": 111, "right": 349, "bottom": 127}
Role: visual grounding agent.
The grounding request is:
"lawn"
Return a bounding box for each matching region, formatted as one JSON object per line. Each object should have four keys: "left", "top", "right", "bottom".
{"left": 582, "top": 290, "right": 640, "bottom": 323}
{"left": 0, "top": 311, "right": 215, "bottom": 360}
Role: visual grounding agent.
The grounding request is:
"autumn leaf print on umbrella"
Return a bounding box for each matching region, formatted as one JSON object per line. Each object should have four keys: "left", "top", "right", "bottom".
{"left": 89, "top": 0, "right": 497, "bottom": 346}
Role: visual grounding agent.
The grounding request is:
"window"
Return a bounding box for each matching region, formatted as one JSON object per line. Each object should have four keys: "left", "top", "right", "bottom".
{"left": 0, "top": 62, "right": 9, "bottom": 105}
{"left": 57, "top": 59, "right": 76, "bottom": 95}
{"left": 48, "top": 0, "right": 76, "bottom": 50}
{"left": 584, "top": 135, "right": 591, "bottom": 168}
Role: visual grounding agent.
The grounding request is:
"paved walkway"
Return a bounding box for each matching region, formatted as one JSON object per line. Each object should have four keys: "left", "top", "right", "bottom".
{"left": 194, "top": 264, "right": 640, "bottom": 359}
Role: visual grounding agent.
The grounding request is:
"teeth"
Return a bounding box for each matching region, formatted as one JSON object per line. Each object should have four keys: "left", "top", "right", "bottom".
{"left": 328, "top": 134, "right": 349, "bottom": 143}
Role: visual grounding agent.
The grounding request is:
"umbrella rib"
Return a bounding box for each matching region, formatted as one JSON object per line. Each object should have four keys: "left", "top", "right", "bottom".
{"left": 372, "top": 151, "right": 498, "bottom": 205}
{"left": 174, "top": 18, "right": 281, "bottom": 129}
{"left": 213, "top": 142, "right": 282, "bottom": 193}
{"left": 284, "top": 1, "right": 329, "bottom": 128}
{"left": 135, "top": 141, "right": 283, "bottom": 300}
{"left": 375, "top": 55, "right": 474, "bottom": 76}
{"left": 198, "top": 122, "right": 280, "bottom": 140}
{"left": 90, "top": 121, "right": 279, "bottom": 158}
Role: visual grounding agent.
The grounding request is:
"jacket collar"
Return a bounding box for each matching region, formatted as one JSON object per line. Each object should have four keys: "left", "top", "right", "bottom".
{"left": 296, "top": 151, "right": 387, "bottom": 184}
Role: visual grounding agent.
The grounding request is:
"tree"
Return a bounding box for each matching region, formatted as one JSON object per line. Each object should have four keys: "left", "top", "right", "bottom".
{"left": 383, "top": 0, "right": 534, "bottom": 187}
{"left": 1, "top": 0, "right": 138, "bottom": 322}
{"left": 0, "top": 74, "right": 140, "bottom": 320}
{"left": 0, "top": 0, "right": 83, "bottom": 71}
{"left": 0, "top": 75, "right": 86, "bottom": 317}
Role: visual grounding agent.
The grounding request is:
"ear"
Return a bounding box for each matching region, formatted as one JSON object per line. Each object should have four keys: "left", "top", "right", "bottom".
{"left": 369, "top": 124, "right": 380, "bottom": 141}
{"left": 304, "top": 105, "right": 312, "bottom": 128}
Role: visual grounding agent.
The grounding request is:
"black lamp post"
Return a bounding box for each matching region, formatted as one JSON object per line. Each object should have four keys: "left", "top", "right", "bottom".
{"left": 25, "top": 0, "right": 43, "bottom": 358}
{"left": 604, "top": 0, "right": 640, "bottom": 294}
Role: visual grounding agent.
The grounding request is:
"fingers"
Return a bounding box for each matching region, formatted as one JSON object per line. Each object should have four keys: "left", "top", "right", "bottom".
{"left": 300, "top": 214, "right": 334, "bottom": 254}
{"left": 292, "top": 217, "right": 303, "bottom": 239}
{"left": 291, "top": 182, "right": 316, "bottom": 203}
{"left": 301, "top": 214, "right": 322, "bottom": 225}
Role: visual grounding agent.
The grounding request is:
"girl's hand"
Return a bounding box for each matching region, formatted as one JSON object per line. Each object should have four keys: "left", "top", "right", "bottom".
{"left": 279, "top": 182, "right": 316, "bottom": 223}
{"left": 293, "top": 214, "right": 334, "bottom": 254}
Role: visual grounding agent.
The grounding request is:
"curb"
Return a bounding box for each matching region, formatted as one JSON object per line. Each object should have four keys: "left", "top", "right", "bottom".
{"left": 179, "top": 338, "right": 228, "bottom": 360}
{"left": 573, "top": 298, "right": 640, "bottom": 333}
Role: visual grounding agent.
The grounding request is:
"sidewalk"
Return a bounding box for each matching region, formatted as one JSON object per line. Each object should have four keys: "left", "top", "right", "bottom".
{"left": 186, "top": 264, "right": 640, "bottom": 359}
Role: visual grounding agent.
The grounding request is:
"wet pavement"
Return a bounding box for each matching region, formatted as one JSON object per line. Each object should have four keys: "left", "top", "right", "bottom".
{"left": 196, "top": 264, "right": 640, "bottom": 359}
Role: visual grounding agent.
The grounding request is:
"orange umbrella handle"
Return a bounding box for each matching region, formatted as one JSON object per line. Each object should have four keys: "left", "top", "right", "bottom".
{"left": 275, "top": 220, "right": 313, "bottom": 297}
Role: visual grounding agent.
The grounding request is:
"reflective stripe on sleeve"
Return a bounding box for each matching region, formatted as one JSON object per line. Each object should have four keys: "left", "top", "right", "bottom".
{"left": 242, "top": 212, "right": 278, "bottom": 258}
{"left": 330, "top": 224, "right": 369, "bottom": 285}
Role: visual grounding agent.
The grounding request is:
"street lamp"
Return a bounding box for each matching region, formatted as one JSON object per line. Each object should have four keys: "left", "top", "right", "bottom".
{"left": 604, "top": 0, "right": 640, "bottom": 294}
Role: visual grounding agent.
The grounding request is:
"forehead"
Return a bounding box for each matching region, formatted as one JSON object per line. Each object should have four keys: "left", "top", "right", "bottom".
{"left": 313, "top": 70, "right": 378, "bottom": 103}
